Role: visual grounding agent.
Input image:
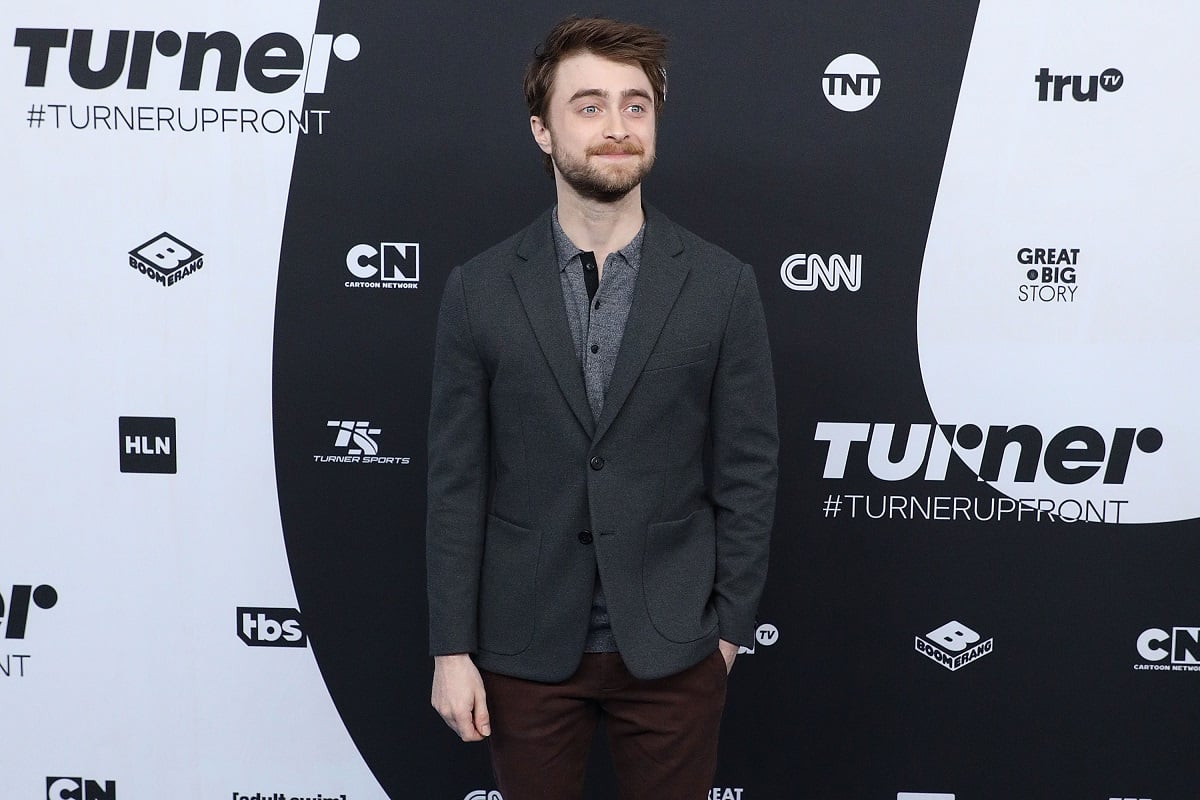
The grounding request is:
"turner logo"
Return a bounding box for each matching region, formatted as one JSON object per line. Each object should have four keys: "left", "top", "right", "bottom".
{"left": 780, "top": 253, "right": 861, "bottom": 292}
{"left": 1134, "top": 627, "right": 1200, "bottom": 672}
{"left": 915, "top": 620, "right": 993, "bottom": 671}
{"left": 119, "top": 416, "right": 176, "bottom": 474}
{"left": 46, "top": 777, "right": 116, "bottom": 800}
{"left": 317, "top": 421, "right": 411, "bottom": 465}
{"left": 815, "top": 422, "right": 1161, "bottom": 485}
{"left": 822, "top": 54, "right": 880, "bottom": 112}
{"left": 1035, "top": 67, "right": 1123, "bottom": 101}
{"left": 345, "top": 242, "right": 420, "bottom": 289}
{"left": 128, "top": 232, "right": 204, "bottom": 287}
{"left": 237, "top": 607, "right": 306, "bottom": 648}
{"left": 737, "top": 622, "right": 780, "bottom": 655}
{"left": 15, "top": 28, "right": 359, "bottom": 94}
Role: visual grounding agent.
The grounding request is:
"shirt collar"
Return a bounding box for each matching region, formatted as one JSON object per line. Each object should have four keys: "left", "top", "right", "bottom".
{"left": 550, "top": 206, "right": 645, "bottom": 273}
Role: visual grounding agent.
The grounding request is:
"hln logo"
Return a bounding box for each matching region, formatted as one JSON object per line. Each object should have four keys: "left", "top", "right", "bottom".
{"left": 119, "top": 417, "right": 177, "bottom": 473}
{"left": 237, "top": 607, "right": 306, "bottom": 647}
{"left": 1, "top": 584, "right": 58, "bottom": 640}
{"left": 780, "top": 253, "right": 862, "bottom": 292}
{"left": 46, "top": 777, "right": 116, "bottom": 800}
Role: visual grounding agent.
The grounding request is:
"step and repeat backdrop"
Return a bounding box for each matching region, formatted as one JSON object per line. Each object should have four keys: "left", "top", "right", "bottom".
{"left": 4, "top": 1, "right": 1198, "bottom": 798}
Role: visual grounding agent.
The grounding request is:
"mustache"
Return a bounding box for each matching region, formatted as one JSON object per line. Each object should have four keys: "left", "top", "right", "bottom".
{"left": 587, "top": 142, "right": 645, "bottom": 156}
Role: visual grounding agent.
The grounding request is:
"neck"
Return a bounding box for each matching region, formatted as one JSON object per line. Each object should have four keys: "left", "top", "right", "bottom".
{"left": 554, "top": 182, "right": 645, "bottom": 255}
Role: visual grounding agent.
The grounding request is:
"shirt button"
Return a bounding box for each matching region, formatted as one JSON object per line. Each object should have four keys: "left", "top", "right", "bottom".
{"left": 578, "top": 530, "right": 594, "bottom": 544}
{"left": 594, "top": 301, "right": 601, "bottom": 310}
{"left": 589, "top": 456, "right": 605, "bottom": 470}
{"left": 590, "top": 344, "right": 599, "bottom": 354}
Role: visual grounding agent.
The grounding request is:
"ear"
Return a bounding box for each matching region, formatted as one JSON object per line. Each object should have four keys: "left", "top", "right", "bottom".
{"left": 530, "top": 115, "right": 553, "bottom": 155}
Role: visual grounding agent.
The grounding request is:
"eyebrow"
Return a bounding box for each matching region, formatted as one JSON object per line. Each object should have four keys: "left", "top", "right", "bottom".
{"left": 566, "top": 88, "right": 653, "bottom": 104}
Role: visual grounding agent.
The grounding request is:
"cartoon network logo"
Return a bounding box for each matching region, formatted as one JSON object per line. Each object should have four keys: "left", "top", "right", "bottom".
{"left": 1134, "top": 627, "right": 1200, "bottom": 673}
{"left": 47, "top": 777, "right": 116, "bottom": 800}
{"left": 780, "top": 253, "right": 861, "bottom": 292}
{"left": 345, "top": 242, "right": 419, "bottom": 289}
{"left": 15, "top": 28, "right": 359, "bottom": 93}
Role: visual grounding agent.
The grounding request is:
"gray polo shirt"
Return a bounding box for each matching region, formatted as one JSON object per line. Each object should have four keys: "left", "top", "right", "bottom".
{"left": 551, "top": 207, "right": 645, "bottom": 653}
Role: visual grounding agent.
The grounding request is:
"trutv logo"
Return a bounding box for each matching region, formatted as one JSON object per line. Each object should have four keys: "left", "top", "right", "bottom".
{"left": 1035, "top": 67, "right": 1123, "bottom": 101}
{"left": 1, "top": 584, "right": 58, "bottom": 640}
{"left": 237, "top": 607, "right": 306, "bottom": 648}
{"left": 15, "top": 28, "right": 359, "bottom": 93}
{"left": 47, "top": 778, "right": 116, "bottom": 800}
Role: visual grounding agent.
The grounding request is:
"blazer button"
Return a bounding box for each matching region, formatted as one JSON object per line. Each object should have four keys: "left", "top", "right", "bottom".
{"left": 578, "top": 530, "right": 594, "bottom": 544}
{"left": 589, "top": 456, "right": 605, "bottom": 470}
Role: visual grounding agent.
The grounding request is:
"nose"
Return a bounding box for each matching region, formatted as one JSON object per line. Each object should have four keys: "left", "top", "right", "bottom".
{"left": 604, "top": 113, "right": 628, "bottom": 141}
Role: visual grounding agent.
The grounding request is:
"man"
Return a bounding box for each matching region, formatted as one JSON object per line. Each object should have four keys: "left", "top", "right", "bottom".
{"left": 427, "top": 16, "right": 778, "bottom": 799}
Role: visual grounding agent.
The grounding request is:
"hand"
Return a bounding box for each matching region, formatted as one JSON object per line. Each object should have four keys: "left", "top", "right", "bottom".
{"left": 431, "top": 654, "right": 491, "bottom": 741}
{"left": 718, "top": 638, "right": 738, "bottom": 674}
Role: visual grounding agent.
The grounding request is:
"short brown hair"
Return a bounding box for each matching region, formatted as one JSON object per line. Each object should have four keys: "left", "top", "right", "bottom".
{"left": 523, "top": 16, "right": 668, "bottom": 172}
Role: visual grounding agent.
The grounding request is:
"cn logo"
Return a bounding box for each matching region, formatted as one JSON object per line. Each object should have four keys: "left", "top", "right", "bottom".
{"left": 1, "top": 584, "right": 58, "bottom": 639}
{"left": 345, "top": 242, "right": 419, "bottom": 283}
{"left": 1137, "top": 627, "right": 1200, "bottom": 664}
{"left": 237, "top": 607, "right": 306, "bottom": 648}
{"left": 328, "top": 420, "right": 380, "bottom": 455}
{"left": 46, "top": 777, "right": 116, "bottom": 800}
{"left": 780, "top": 253, "right": 861, "bottom": 291}
{"left": 464, "top": 791, "right": 503, "bottom": 800}
{"left": 822, "top": 53, "right": 880, "bottom": 112}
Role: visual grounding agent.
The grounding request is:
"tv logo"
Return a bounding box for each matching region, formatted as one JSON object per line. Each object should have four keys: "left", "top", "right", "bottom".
{"left": 118, "top": 416, "right": 177, "bottom": 474}
{"left": 915, "top": 620, "right": 993, "bottom": 671}
{"left": 737, "top": 622, "right": 780, "bottom": 655}
{"left": 237, "top": 607, "right": 306, "bottom": 647}
{"left": 822, "top": 54, "right": 880, "bottom": 112}
{"left": 345, "top": 242, "right": 420, "bottom": 288}
{"left": 15, "top": 28, "right": 358, "bottom": 94}
{"left": 780, "top": 253, "right": 861, "bottom": 292}
{"left": 128, "top": 232, "right": 204, "bottom": 287}
{"left": 46, "top": 777, "right": 116, "bottom": 800}
{"left": 1, "top": 584, "right": 58, "bottom": 639}
{"left": 1035, "top": 67, "right": 1123, "bottom": 101}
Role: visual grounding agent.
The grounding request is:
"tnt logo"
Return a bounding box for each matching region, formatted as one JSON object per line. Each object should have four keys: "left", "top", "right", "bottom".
{"left": 118, "top": 416, "right": 176, "bottom": 474}
{"left": 1035, "top": 67, "right": 1123, "bottom": 101}
{"left": 1, "top": 584, "right": 58, "bottom": 639}
{"left": 345, "top": 242, "right": 420, "bottom": 288}
{"left": 46, "top": 777, "right": 116, "bottom": 800}
{"left": 237, "top": 607, "right": 306, "bottom": 647}
{"left": 780, "top": 253, "right": 861, "bottom": 292}
{"left": 915, "top": 620, "right": 993, "bottom": 671}
{"left": 128, "top": 232, "right": 204, "bottom": 287}
{"left": 737, "top": 622, "right": 780, "bottom": 655}
{"left": 822, "top": 54, "right": 880, "bottom": 112}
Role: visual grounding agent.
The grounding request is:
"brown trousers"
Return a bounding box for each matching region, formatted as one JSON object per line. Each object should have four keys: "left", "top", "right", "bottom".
{"left": 480, "top": 650, "right": 728, "bottom": 800}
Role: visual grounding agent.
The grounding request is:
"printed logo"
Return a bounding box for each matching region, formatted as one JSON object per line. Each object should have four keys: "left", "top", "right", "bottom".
{"left": 1134, "top": 627, "right": 1200, "bottom": 672}
{"left": 237, "top": 607, "right": 306, "bottom": 648}
{"left": 463, "top": 792, "right": 503, "bottom": 800}
{"left": 780, "top": 253, "right": 861, "bottom": 292}
{"left": 128, "top": 233, "right": 204, "bottom": 287}
{"left": 118, "top": 416, "right": 177, "bottom": 474}
{"left": 316, "top": 421, "right": 411, "bottom": 465}
{"left": 823, "top": 54, "right": 880, "bottom": 112}
{"left": 1035, "top": 67, "right": 1123, "bottom": 101}
{"left": 898, "top": 794, "right": 954, "bottom": 800}
{"left": 2, "top": 583, "right": 58, "bottom": 679}
{"left": 737, "top": 622, "right": 780, "bottom": 655}
{"left": 345, "top": 242, "right": 420, "bottom": 289}
{"left": 1017, "top": 247, "right": 1079, "bottom": 303}
{"left": 46, "top": 777, "right": 116, "bottom": 800}
{"left": 915, "top": 620, "right": 993, "bottom": 671}
{"left": 1109, "top": 797, "right": 1151, "bottom": 800}
{"left": 233, "top": 793, "right": 346, "bottom": 800}
{"left": 709, "top": 789, "right": 745, "bottom": 799}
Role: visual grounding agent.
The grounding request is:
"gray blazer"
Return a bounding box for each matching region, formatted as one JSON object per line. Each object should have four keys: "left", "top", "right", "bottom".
{"left": 427, "top": 205, "right": 778, "bottom": 682}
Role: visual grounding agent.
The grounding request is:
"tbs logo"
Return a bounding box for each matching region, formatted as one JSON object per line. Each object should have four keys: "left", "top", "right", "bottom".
{"left": 128, "top": 233, "right": 204, "bottom": 287}
{"left": 345, "top": 242, "right": 419, "bottom": 288}
{"left": 1, "top": 584, "right": 58, "bottom": 639}
{"left": 1035, "top": 67, "right": 1123, "bottom": 101}
{"left": 237, "top": 607, "right": 306, "bottom": 648}
{"left": 46, "top": 777, "right": 116, "bottom": 800}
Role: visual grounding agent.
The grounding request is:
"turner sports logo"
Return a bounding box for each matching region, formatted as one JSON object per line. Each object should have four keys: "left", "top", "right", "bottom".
{"left": 316, "top": 421, "right": 411, "bottom": 465}
{"left": 915, "top": 620, "right": 993, "bottom": 671}
{"left": 46, "top": 778, "right": 116, "bottom": 800}
{"left": 14, "top": 28, "right": 358, "bottom": 94}
{"left": 815, "top": 422, "right": 1161, "bottom": 485}
{"left": 1035, "top": 67, "right": 1123, "bottom": 102}
{"left": 345, "top": 242, "right": 419, "bottom": 289}
{"left": 237, "top": 607, "right": 306, "bottom": 648}
{"left": 129, "top": 232, "right": 203, "bottom": 287}
{"left": 780, "top": 253, "right": 861, "bottom": 292}
{"left": 1134, "top": 627, "right": 1200, "bottom": 673}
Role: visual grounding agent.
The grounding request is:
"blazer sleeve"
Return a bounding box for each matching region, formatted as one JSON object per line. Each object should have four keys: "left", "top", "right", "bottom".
{"left": 426, "top": 265, "right": 490, "bottom": 655}
{"left": 708, "top": 262, "right": 779, "bottom": 647}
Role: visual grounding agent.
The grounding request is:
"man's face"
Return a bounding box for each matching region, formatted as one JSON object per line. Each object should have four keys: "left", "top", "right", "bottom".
{"left": 531, "top": 51, "right": 657, "bottom": 202}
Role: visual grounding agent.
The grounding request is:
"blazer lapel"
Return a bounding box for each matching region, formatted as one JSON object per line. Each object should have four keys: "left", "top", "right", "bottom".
{"left": 593, "top": 206, "right": 688, "bottom": 444}
{"left": 511, "top": 210, "right": 596, "bottom": 437}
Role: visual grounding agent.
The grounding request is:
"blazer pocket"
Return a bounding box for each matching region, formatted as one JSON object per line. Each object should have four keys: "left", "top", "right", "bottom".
{"left": 478, "top": 514, "right": 542, "bottom": 655}
{"left": 643, "top": 342, "right": 710, "bottom": 372}
{"left": 641, "top": 508, "right": 719, "bottom": 644}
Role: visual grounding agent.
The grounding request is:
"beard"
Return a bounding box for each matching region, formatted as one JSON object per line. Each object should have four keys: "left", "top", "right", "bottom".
{"left": 551, "top": 139, "right": 655, "bottom": 202}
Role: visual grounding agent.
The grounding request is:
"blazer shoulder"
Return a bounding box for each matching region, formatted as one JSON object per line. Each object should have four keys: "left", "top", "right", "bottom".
{"left": 652, "top": 210, "right": 749, "bottom": 288}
